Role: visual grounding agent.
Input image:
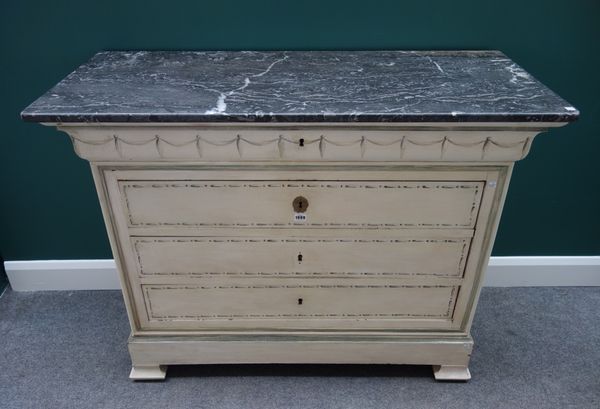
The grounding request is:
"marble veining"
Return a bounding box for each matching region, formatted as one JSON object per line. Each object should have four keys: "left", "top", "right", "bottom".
{"left": 21, "top": 51, "right": 579, "bottom": 123}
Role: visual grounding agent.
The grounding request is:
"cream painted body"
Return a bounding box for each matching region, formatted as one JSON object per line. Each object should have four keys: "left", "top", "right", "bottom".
{"left": 50, "top": 122, "right": 561, "bottom": 381}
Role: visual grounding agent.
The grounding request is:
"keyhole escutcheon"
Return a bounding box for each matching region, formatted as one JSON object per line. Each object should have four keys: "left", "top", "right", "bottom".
{"left": 297, "top": 253, "right": 303, "bottom": 263}
{"left": 298, "top": 298, "right": 303, "bottom": 305}
{"left": 293, "top": 196, "right": 309, "bottom": 213}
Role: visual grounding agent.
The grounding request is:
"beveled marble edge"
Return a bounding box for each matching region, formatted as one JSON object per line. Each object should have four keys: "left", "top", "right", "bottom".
{"left": 48, "top": 121, "right": 568, "bottom": 131}
{"left": 22, "top": 111, "right": 578, "bottom": 124}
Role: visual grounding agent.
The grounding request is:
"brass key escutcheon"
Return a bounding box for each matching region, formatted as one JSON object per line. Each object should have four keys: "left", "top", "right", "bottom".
{"left": 292, "top": 196, "right": 309, "bottom": 213}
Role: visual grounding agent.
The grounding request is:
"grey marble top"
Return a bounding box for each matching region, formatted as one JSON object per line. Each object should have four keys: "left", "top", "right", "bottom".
{"left": 21, "top": 51, "right": 578, "bottom": 124}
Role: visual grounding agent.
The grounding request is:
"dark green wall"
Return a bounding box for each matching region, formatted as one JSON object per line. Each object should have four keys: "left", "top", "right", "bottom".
{"left": 1, "top": 0, "right": 599, "bottom": 260}
{"left": 0, "top": 256, "right": 7, "bottom": 293}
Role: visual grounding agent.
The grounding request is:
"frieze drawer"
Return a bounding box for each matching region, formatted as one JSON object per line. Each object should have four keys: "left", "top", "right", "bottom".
{"left": 140, "top": 283, "right": 460, "bottom": 331}
{"left": 118, "top": 179, "right": 484, "bottom": 229}
{"left": 131, "top": 234, "right": 472, "bottom": 278}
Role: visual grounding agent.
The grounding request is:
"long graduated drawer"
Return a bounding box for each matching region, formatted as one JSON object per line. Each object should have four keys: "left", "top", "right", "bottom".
{"left": 131, "top": 233, "right": 472, "bottom": 278}
{"left": 140, "top": 283, "right": 460, "bottom": 331}
{"left": 111, "top": 169, "right": 485, "bottom": 231}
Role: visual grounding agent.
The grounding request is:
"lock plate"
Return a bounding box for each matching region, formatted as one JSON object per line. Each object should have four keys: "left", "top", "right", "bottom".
{"left": 292, "top": 196, "right": 309, "bottom": 213}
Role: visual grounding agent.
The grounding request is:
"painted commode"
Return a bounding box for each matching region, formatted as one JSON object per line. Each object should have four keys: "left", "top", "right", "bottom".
{"left": 22, "top": 51, "right": 578, "bottom": 381}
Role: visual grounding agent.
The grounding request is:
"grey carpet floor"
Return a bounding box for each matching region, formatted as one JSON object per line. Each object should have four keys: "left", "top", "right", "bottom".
{"left": 0, "top": 287, "right": 599, "bottom": 409}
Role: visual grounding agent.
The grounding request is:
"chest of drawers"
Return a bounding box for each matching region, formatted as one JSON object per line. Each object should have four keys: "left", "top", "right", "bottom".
{"left": 22, "top": 51, "right": 577, "bottom": 380}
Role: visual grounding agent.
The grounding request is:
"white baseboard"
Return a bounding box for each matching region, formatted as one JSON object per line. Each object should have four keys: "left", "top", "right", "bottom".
{"left": 4, "top": 257, "right": 600, "bottom": 292}
{"left": 483, "top": 256, "right": 600, "bottom": 287}
{"left": 4, "top": 260, "right": 120, "bottom": 291}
